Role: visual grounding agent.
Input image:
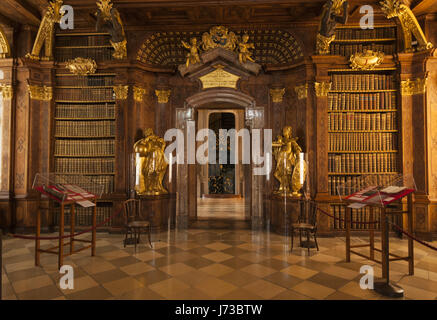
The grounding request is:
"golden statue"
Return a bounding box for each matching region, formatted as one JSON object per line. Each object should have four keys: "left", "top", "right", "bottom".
{"left": 134, "top": 128, "right": 168, "bottom": 196}
{"left": 272, "top": 126, "right": 307, "bottom": 196}
{"left": 26, "top": 0, "right": 64, "bottom": 60}
{"left": 316, "top": 0, "right": 348, "bottom": 55}
{"left": 96, "top": 0, "right": 127, "bottom": 59}
{"left": 380, "top": 0, "right": 433, "bottom": 52}
{"left": 238, "top": 34, "right": 255, "bottom": 64}
{"left": 181, "top": 38, "right": 201, "bottom": 67}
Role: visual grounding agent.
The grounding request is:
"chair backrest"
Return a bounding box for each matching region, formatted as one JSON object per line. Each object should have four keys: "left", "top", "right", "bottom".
{"left": 308, "top": 201, "right": 318, "bottom": 227}
{"left": 124, "top": 199, "right": 140, "bottom": 224}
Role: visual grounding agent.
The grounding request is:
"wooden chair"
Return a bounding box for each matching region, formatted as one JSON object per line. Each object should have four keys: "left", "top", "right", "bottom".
{"left": 123, "top": 199, "right": 152, "bottom": 250}
{"left": 291, "top": 200, "right": 319, "bottom": 253}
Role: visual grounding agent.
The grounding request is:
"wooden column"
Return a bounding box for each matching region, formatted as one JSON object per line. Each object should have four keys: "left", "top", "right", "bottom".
{"left": 399, "top": 51, "right": 435, "bottom": 240}
{"left": 0, "top": 58, "right": 15, "bottom": 229}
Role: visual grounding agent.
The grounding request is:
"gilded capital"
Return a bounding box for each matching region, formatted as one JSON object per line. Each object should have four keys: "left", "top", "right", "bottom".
{"left": 401, "top": 78, "right": 427, "bottom": 96}
{"left": 294, "top": 84, "right": 308, "bottom": 100}
{"left": 155, "top": 89, "right": 171, "bottom": 104}
{"left": 27, "top": 85, "right": 53, "bottom": 101}
{"left": 270, "top": 88, "right": 285, "bottom": 103}
{"left": 0, "top": 84, "right": 13, "bottom": 100}
{"left": 315, "top": 81, "right": 331, "bottom": 97}
{"left": 113, "top": 85, "right": 129, "bottom": 100}
{"left": 133, "top": 86, "right": 147, "bottom": 102}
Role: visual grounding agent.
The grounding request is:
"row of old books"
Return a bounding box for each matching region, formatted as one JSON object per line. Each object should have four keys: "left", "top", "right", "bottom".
{"left": 56, "top": 104, "right": 116, "bottom": 119}
{"left": 55, "top": 158, "right": 115, "bottom": 174}
{"left": 328, "top": 112, "right": 396, "bottom": 131}
{"left": 329, "top": 132, "right": 397, "bottom": 151}
{"left": 331, "top": 205, "right": 381, "bottom": 230}
{"left": 334, "top": 27, "right": 396, "bottom": 40}
{"left": 55, "top": 35, "right": 111, "bottom": 48}
{"left": 55, "top": 140, "right": 115, "bottom": 156}
{"left": 55, "top": 121, "right": 115, "bottom": 137}
{"left": 330, "top": 43, "right": 395, "bottom": 56}
{"left": 54, "top": 205, "right": 113, "bottom": 227}
{"left": 328, "top": 92, "right": 396, "bottom": 111}
{"left": 56, "top": 88, "right": 114, "bottom": 101}
{"left": 328, "top": 153, "right": 397, "bottom": 173}
{"left": 56, "top": 174, "right": 114, "bottom": 194}
{"left": 329, "top": 174, "right": 397, "bottom": 196}
{"left": 56, "top": 76, "right": 114, "bottom": 87}
{"left": 55, "top": 47, "right": 114, "bottom": 62}
{"left": 331, "top": 74, "right": 395, "bottom": 91}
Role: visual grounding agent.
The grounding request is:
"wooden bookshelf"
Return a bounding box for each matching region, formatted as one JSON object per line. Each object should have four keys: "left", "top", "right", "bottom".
{"left": 330, "top": 26, "right": 397, "bottom": 56}
{"left": 54, "top": 32, "right": 117, "bottom": 227}
{"left": 326, "top": 25, "right": 400, "bottom": 231}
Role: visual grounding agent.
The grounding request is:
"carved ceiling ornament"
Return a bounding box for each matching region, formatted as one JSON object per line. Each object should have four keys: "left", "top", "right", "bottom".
{"left": 380, "top": 0, "right": 433, "bottom": 52}
{"left": 0, "top": 84, "right": 13, "bottom": 100}
{"left": 133, "top": 86, "right": 147, "bottom": 102}
{"left": 155, "top": 89, "right": 171, "bottom": 104}
{"left": 350, "top": 50, "right": 384, "bottom": 70}
{"left": 66, "top": 57, "right": 97, "bottom": 76}
{"left": 113, "top": 85, "right": 129, "bottom": 100}
{"left": 401, "top": 77, "right": 427, "bottom": 96}
{"left": 27, "top": 85, "right": 53, "bottom": 101}
{"left": 315, "top": 81, "right": 332, "bottom": 97}
{"left": 26, "top": 0, "right": 64, "bottom": 60}
{"left": 294, "top": 84, "right": 308, "bottom": 100}
{"left": 270, "top": 88, "right": 286, "bottom": 103}
{"left": 137, "top": 29, "right": 303, "bottom": 67}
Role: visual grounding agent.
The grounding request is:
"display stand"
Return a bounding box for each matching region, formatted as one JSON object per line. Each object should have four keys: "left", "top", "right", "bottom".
{"left": 32, "top": 174, "right": 104, "bottom": 269}
{"left": 338, "top": 174, "right": 416, "bottom": 298}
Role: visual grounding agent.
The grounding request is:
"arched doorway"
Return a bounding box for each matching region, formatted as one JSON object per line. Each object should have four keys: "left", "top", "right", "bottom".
{"left": 175, "top": 88, "right": 264, "bottom": 229}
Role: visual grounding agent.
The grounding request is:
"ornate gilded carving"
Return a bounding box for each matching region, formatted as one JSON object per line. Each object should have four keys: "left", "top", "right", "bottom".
{"left": 137, "top": 29, "right": 302, "bottom": 67}
{"left": 350, "top": 50, "right": 384, "bottom": 70}
{"left": 270, "top": 88, "right": 285, "bottom": 103}
{"left": 199, "top": 65, "right": 240, "bottom": 90}
{"left": 316, "top": 0, "right": 349, "bottom": 55}
{"left": 181, "top": 26, "right": 255, "bottom": 66}
{"left": 0, "top": 84, "right": 13, "bottom": 100}
{"left": 133, "top": 86, "right": 147, "bottom": 102}
{"left": 134, "top": 128, "right": 168, "bottom": 196}
{"left": 202, "top": 26, "right": 238, "bottom": 52}
{"left": 113, "top": 85, "right": 129, "bottom": 100}
{"left": 155, "top": 89, "right": 171, "bottom": 104}
{"left": 380, "top": 0, "right": 433, "bottom": 52}
{"left": 66, "top": 57, "right": 97, "bottom": 76}
{"left": 181, "top": 38, "right": 201, "bottom": 67}
{"left": 272, "top": 126, "right": 307, "bottom": 196}
{"left": 26, "top": 0, "right": 64, "bottom": 60}
{"left": 0, "top": 27, "right": 11, "bottom": 58}
{"left": 27, "top": 85, "right": 53, "bottom": 101}
{"left": 96, "top": 0, "right": 127, "bottom": 59}
{"left": 294, "top": 84, "right": 308, "bottom": 100}
{"left": 315, "top": 82, "right": 332, "bottom": 97}
{"left": 401, "top": 77, "right": 427, "bottom": 96}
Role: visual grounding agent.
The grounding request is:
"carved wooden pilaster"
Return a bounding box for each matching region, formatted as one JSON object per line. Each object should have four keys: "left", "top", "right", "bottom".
{"left": 0, "top": 58, "right": 15, "bottom": 228}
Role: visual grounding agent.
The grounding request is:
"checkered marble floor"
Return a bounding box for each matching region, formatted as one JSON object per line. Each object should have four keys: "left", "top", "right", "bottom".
{"left": 2, "top": 229, "right": 437, "bottom": 300}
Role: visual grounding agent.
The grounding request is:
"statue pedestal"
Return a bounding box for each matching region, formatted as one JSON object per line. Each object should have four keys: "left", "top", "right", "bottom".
{"left": 266, "top": 194, "right": 302, "bottom": 236}
{"left": 138, "top": 194, "right": 176, "bottom": 233}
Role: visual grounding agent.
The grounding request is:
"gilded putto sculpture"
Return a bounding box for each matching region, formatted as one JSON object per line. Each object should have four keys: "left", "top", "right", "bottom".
{"left": 134, "top": 129, "right": 168, "bottom": 196}
{"left": 272, "top": 126, "right": 307, "bottom": 196}
{"left": 181, "top": 26, "right": 255, "bottom": 67}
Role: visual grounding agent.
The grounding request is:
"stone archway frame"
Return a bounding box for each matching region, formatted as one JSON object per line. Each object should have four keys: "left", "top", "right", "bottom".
{"left": 175, "top": 46, "right": 265, "bottom": 230}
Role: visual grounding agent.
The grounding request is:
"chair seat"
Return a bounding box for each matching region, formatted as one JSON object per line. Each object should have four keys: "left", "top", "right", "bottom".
{"left": 292, "top": 223, "right": 316, "bottom": 230}
{"left": 127, "top": 221, "right": 150, "bottom": 228}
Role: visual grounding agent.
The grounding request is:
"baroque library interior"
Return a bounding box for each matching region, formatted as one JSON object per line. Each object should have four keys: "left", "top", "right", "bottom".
{"left": 0, "top": 0, "right": 437, "bottom": 302}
